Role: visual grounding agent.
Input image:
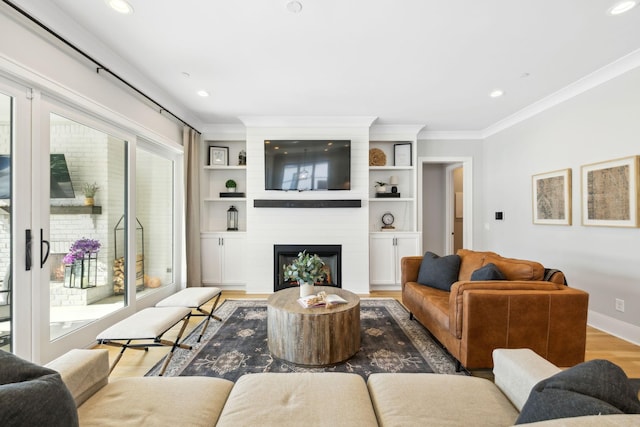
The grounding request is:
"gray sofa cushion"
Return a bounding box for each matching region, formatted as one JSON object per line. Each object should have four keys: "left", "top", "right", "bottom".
{"left": 470, "top": 263, "right": 505, "bottom": 281}
{"left": 516, "top": 359, "right": 640, "bottom": 424}
{"left": 417, "top": 251, "right": 461, "bottom": 291}
{"left": 0, "top": 350, "right": 78, "bottom": 427}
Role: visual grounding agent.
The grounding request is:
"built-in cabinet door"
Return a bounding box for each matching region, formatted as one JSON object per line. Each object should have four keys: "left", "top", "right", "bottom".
{"left": 201, "top": 234, "right": 223, "bottom": 284}
{"left": 201, "top": 232, "right": 246, "bottom": 285}
{"left": 370, "top": 232, "right": 421, "bottom": 287}
{"left": 220, "top": 233, "right": 246, "bottom": 285}
{"left": 394, "top": 234, "right": 422, "bottom": 285}
{"left": 369, "top": 234, "right": 396, "bottom": 285}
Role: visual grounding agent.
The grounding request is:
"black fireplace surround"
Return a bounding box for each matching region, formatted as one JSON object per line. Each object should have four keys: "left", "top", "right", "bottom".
{"left": 274, "top": 244, "right": 342, "bottom": 292}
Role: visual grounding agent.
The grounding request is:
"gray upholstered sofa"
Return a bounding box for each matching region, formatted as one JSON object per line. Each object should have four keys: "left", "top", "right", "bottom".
{"left": 36, "top": 348, "right": 640, "bottom": 426}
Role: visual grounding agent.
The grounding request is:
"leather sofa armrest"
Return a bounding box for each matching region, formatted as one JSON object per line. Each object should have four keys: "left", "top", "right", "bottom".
{"left": 45, "top": 349, "right": 109, "bottom": 408}
{"left": 449, "top": 281, "right": 563, "bottom": 338}
{"left": 492, "top": 348, "right": 561, "bottom": 411}
{"left": 400, "top": 256, "right": 423, "bottom": 291}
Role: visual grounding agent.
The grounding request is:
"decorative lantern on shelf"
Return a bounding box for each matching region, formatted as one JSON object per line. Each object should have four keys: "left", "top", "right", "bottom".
{"left": 227, "top": 205, "right": 239, "bottom": 231}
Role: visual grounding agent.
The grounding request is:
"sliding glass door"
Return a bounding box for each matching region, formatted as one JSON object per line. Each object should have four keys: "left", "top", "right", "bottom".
{"left": 34, "top": 102, "right": 133, "bottom": 361}
{"left": 0, "top": 75, "right": 179, "bottom": 362}
{"left": 0, "top": 91, "right": 13, "bottom": 352}
{"left": 0, "top": 78, "right": 32, "bottom": 357}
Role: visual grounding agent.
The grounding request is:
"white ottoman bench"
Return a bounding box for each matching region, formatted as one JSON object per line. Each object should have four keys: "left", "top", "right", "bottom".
{"left": 155, "top": 287, "right": 222, "bottom": 342}
{"left": 96, "top": 306, "right": 192, "bottom": 376}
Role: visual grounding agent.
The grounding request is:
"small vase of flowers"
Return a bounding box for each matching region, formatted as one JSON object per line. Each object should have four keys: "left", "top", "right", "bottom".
{"left": 83, "top": 182, "right": 99, "bottom": 206}
{"left": 63, "top": 238, "right": 101, "bottom": 288}
{"left": 283, "top": 250, "right": 326, "bottom": 297}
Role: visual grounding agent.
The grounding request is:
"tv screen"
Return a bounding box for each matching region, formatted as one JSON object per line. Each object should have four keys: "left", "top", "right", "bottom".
{"left": 0, "top": 153, "right": 75, "bottom": 199}
{"left": 264, "top": 140, "right": 351, "bottom": 191}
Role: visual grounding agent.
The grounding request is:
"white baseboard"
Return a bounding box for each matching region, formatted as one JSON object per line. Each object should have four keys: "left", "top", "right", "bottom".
{"left": 369, "top": 284, "right": 402, "bottom": 292}
{"left": 588, "top": 310, "right": 640, "bottom": 346}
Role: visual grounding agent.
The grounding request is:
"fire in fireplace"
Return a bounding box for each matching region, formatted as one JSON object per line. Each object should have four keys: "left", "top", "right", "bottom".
{"left": 274, "top": 244, "right": 342, "bottom": 292}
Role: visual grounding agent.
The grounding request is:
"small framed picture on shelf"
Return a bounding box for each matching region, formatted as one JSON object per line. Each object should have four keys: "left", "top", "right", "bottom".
{"left": 209, "top": 146, "right": 228, "bottom": 166}
{"left": 393, "top": 143, "right": 412, "bottom": 166}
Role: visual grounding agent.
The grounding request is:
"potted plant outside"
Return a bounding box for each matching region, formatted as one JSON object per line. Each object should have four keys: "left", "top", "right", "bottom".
{"left": 283, "top": 250, "right": 325, "bottom": 297}
{"left": 83, "top": 182, "right": 99, "bottom": 206}
{"left": 225, "top": 179, "right": 237, "bottom": 193}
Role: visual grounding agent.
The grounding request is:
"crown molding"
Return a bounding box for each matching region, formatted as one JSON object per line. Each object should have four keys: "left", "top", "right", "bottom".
{"left": 200, "top": 123, "right": 246, "bottom": 140}
{"left": 239, "top": 116, "right": 377, "bottom": 128}
{"left": 417, "top": 130, "right": 483, "bottom": 141}
{"left": 482, "top": 47, "right": 640, "bottom": 138}
{"left": 370, "top": 124, "right": 425, "bottom": 140}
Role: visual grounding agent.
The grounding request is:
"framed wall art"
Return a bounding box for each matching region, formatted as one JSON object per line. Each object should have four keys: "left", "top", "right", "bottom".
{"left": 581, "top": 155, "right": 639, "bottom": 227}
{"left": 209, "top": 146, "right": 228, "bottom": 166}
{"left": 532, "top": 168, "right": 572, "bottom": 225}
{"left": 393, "top": 143, "right": 412, "bottom": 166}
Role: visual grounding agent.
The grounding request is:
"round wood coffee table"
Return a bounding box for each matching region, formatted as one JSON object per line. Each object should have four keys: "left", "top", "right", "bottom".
{"left": 267, "top": 286, "right": 360, "bottom": 366}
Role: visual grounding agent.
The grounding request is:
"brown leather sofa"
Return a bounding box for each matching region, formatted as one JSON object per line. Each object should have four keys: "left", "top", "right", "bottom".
{"left": 401, "top": 249, "right": 589, "bottom": 370}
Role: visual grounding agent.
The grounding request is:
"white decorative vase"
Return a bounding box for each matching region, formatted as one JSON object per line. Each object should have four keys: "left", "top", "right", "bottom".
{"left": 299, "top": 282, "right": 315, "bottom": 297}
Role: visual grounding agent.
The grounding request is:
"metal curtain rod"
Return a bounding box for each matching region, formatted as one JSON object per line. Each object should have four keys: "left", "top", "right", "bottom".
{"left": 2, "top": 0, "right": 200, "bottom": 134}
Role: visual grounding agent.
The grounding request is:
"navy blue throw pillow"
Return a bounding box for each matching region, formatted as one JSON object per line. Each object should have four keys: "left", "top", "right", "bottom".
{"left": 470, "top": 263, "right": 505, "bottom": 281}
{"left": 516, "top": 359, "right": 640, "bottom": 424}
{"left": 417, "top": 251, "right": 461, "bottom": 291}
{"left": 0, "top": 350, "right": 79, "bottom": 427}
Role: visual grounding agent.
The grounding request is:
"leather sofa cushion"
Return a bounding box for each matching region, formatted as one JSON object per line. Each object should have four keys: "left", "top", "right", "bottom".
{"left": 457, "top": 249, "right": 544, "bottom": 281}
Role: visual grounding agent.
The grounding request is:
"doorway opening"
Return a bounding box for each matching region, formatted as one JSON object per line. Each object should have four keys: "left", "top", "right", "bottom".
{"left": 418, "top": 157, "right": 473, "bottom": 255}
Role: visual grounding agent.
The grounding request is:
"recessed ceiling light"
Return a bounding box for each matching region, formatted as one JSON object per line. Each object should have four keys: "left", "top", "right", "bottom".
{"left": 197, "top": 90, "right": 209, "bottom": 97}
{"left": 608, "top": 0, "right": 637, "bottom": 15}
{"left": 181, "top": 72, "right": 191, "bottom": 78}
{"left": 105, "top": 0, "right": 134, "bottom": 15}
{"left": 286, "top": 1, "right": 303, "bottom": 13}
{"left": 489, "top": 89, "right": 504, "bottom": 98}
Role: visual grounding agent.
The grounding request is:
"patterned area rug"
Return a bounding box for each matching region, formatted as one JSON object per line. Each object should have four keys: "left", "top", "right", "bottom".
{"left": 146, "top": 299, "right": 467, "bottom": 381}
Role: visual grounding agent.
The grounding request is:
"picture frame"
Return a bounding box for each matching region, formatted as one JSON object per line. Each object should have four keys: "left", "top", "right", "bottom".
{"left": 393, "top": 143, "right": 412, "bottom": 166}
{"left": 209, "top": 146, "right": 228, "bottom": 166}
{"left": 581, "top": 156, "right": 639, "bottom": 227}
{"left": 532, "top": 168, "right": 572, "bottom": 225}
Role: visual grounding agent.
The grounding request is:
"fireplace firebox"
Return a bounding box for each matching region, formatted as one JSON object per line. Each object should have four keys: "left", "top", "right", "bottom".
{"left": 274, "top": 244, "right": 342, "bottom": 292}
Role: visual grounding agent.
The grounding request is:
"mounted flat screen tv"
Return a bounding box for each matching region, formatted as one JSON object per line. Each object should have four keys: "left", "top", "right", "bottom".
{"left": 264, "top": 140, "right": 351, "bottom": 191}
{"left": 0, "top": 153, "right": 75, "bottom": 199}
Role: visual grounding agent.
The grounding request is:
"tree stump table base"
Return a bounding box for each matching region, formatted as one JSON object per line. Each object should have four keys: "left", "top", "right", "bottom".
{"left": 267, "top": 286, "right": 360, "bottom": 366}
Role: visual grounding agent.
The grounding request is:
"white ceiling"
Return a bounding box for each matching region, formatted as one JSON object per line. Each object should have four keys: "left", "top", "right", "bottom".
{"left": 8, "top": 0, "right": 640, "bottom": 133}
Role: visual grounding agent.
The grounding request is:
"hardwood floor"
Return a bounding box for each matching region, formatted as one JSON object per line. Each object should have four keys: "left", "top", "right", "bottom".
{"left": 95, "top": 290, "right": 640, "bottom": 379}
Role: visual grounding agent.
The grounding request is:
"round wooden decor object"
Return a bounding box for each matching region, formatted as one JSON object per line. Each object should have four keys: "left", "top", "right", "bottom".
{"left": 369, "top": 148, "right": 386, "bottom": 166}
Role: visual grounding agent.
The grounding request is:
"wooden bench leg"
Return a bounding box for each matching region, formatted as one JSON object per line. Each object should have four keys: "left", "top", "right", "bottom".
{"left": 158, "top": 316, "right": 192, "bottom": 376}
{"left": 194, "top": 292, "right": 222, "bottom": 342}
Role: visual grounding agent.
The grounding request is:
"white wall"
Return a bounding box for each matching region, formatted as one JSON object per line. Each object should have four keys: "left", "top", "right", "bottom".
{"left": 482, "top": 66, "right": 640, "bottom": 343}
{"left": 421, "top": 163, "right": 446, "bottom": 254}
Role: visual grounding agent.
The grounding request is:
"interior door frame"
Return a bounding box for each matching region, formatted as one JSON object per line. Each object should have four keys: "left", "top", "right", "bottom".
{"left": 417, "top": 156, "right": 473, "bottom": 254}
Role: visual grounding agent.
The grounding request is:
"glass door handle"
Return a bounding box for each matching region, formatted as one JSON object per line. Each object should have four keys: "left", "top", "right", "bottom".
{"left": 40, "top": 229, "right": 50, "bottom": 268}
